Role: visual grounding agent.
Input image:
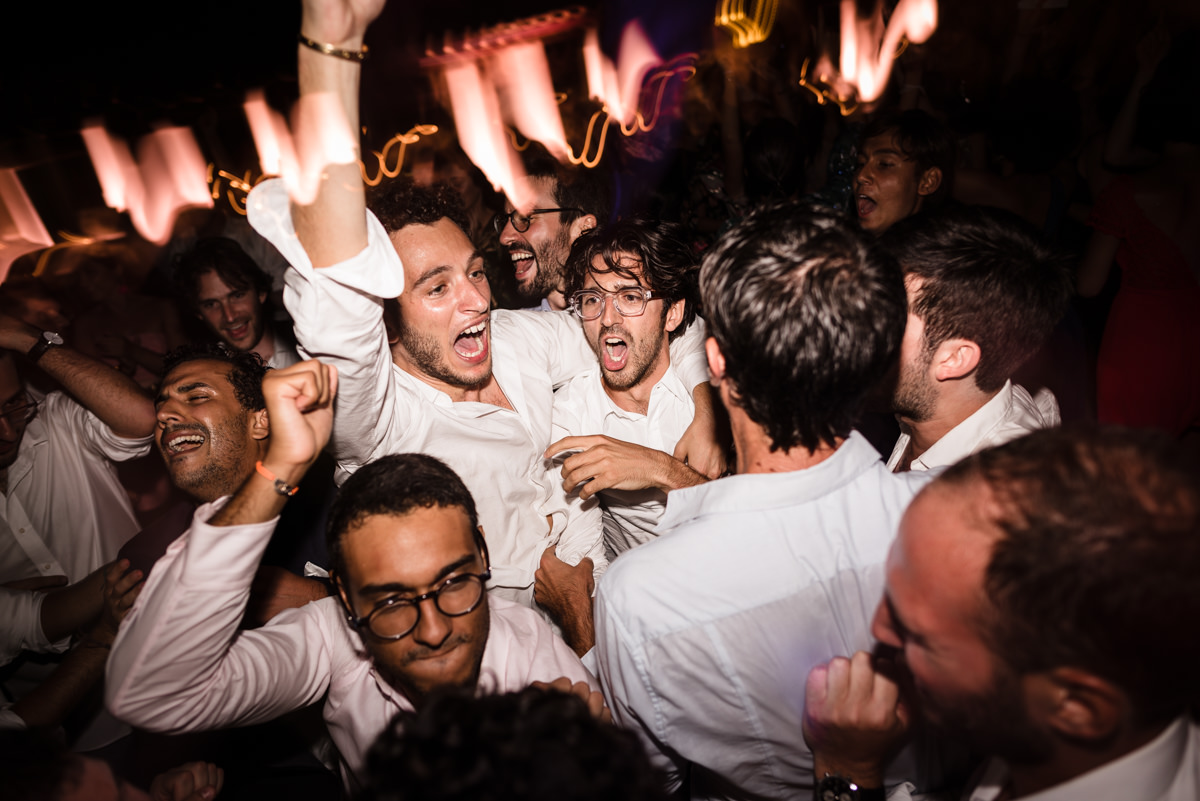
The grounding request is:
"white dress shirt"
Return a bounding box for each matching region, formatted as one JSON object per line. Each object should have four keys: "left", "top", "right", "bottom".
{"left": 964, "top": 717, "right": 1200, "bottom": 801}
{"left": 551, "top": 362, "right": 695, "bottom": 556}
{"left": 107, "top": 498, "right": 596, "bottom": 792}
{"left": 0, "top": 588, "right": 51, "bottom": 666}
{"left": 247, "top": 180, "right": 708, "bottom": 601}
{"left": 888, "top": 381, "right": 1060, "bottom": 472}
{"left": 593, "top": 432, "right": 932, "bottom": 800}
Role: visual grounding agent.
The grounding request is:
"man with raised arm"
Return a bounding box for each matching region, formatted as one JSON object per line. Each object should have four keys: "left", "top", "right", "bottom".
{"left": 245, "top": 0, "right": 719, "bottom": 611}
{"left": 107, "top": 360, "right": 597, "bottom": 792}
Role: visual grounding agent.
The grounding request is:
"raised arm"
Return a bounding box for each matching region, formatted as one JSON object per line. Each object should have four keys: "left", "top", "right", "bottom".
{"left": 290, "top": 0, "right": 385, "bottom": 268}
{"left": 0, "top": 314, "right": 154, "bottom": 438}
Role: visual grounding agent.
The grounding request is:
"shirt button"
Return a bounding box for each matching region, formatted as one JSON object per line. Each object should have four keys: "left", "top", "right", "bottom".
{"left": 18, "top": 528, "right": 25, "bottom": 533}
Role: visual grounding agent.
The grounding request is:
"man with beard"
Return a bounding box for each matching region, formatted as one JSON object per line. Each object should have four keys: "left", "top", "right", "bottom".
{"left": 535, "top": 220, "right": 712, "bottom": 654}
{"left": 882, "top": 207, "right": 1072, "bottom": 472}
{"left": 107, "top": 360, "right": 597, "bottom": 792}
{"left": 497, "top": 143, "right": 611, "bottom": 311}
{"left": 245, "top": 0, "right": 719, "bottom": 613}
{"left": 174, "top": 237, "right": 300, "bottom": 369}
{"left": 592, "top": 203, "right": 933, "bottom": 800}
{"left": 803, "top": 426, "right": 1200, "bottom": 801}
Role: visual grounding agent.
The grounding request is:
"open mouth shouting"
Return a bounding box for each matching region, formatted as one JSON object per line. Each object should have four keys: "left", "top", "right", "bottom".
{"left": 856, "top": 193, "right": 878, "bottom": 221}
{"left": 601, "top": 328, "right": 630, "bottom": 372}
{"left": 222, "top": 320, "right": 253, "bottom": 345}
{"left": 453, "top": 320, "right": 489, "bottom": 364}
{"left": 508, "top": 246, "right": 536, "bottom": 284}
{"left": 160, "top": 425, "right": 207, "bottom": 459}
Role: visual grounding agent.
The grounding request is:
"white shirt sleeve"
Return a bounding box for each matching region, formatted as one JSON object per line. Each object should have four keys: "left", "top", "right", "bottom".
{"left": 0, "top": 587, "right": 53, "bottom": 666}
{"left": 106, "top": 499, "right": 335, "bottom": 733}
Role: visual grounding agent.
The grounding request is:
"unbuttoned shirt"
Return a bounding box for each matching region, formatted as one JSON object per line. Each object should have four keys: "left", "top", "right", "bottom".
{"left": 247, "top": 180, "right": 707, "bottom": 601}
{"left": 963, "top": 716, "right": 1200, "bottom": 801}
{"left": 888, "top": 381, "right": 1060, "bottom": 472}
{"left": 551, "top": 362, "right": 695, "bottom": 556}
{"left": 106, "top": 498, "right": 596, "bottom": 793}
{"left": 593, "top": 432, "right": 932, "bottom": 800}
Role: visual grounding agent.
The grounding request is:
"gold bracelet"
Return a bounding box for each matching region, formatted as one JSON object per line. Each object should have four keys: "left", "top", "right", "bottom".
{"left": 298, "top": 33, "right": 369, "bottom": 62}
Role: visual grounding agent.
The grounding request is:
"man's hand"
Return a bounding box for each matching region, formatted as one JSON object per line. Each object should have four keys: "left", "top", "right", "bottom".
{"left": 260, "top": 359, "right": 337, "bottom": 486}
{"left": 533, "top": 547, "right": 595, "bottom": 656}
{"left": 87, "top": 559, "right": 144, "bottom": 648}
{"left": 0, "top": 310, "right": 38, "bottom": 353}
{"left": 301, "top": 0, "right": 386, "bottom": 48}
{"left": 244, "top": 567, "right": 331, "bottom": 628}
{"left": 673, "top": 382, "right": 728, "bottom": 479}
{"left": 150, "top": 761, "right": 224, "bottom": 801}
{"left": 531, "top": 676, "right": 612, "bottom": 724}
{"left": 547, "top": 435, "right": 707, "bottom": 501}
{"left": 803, "top": 651, "right": 911, "bottom": 789}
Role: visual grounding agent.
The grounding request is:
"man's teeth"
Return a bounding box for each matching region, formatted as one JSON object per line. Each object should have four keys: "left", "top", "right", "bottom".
{"left": 168, "top": 434, "right": 204, "bottom": 453}
{"left": 460, "top": 323, "right": 486, "bottom": 337}
{"left": 510, "top": 251, "right": 533, "bottom": 262}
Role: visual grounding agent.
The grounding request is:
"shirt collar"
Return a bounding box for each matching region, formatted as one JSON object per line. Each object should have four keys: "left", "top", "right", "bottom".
{"left": 910, "top": 381, "right": 1015, "bottom": 471}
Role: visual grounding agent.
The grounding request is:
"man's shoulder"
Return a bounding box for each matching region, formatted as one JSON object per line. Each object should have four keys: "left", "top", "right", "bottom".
{"left": 484, "top": 596, "right": 590, "bottom": 683}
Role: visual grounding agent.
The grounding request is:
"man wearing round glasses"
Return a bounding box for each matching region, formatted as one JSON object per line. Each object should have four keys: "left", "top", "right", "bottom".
{"left": 496, "top": 144, "right": 610, "bottom": 311}
{"left": 108, "top": 361, "right": 596, "bottom": 791}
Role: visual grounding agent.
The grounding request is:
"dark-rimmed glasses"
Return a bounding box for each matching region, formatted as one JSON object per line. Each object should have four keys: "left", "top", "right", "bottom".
{"left": 492, "top": 208, "right": 582, "bottom": 235}
{"left": 345, "top": 570, "right": 491, "bottom": 641}
{"left": 0, "top": 396, "right": 38, "bottom": 427}
{"left": 569, "top": 288, "right": 661, "bottom": 320}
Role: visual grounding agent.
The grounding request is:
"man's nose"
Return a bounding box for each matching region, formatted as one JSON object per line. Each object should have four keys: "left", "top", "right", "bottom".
{"left": 599, "top": 294, "right": 620, "bottom": 327}
{"left": 411, "top": 596, "right": 451, "bottom": 649}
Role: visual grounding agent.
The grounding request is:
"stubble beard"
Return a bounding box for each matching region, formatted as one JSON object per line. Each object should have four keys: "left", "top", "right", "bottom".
{"left": 518, "top": 226, "right": 572, "bottom": 304}
{"left": 397, "top": 318, "right": 492, "bottom": 391}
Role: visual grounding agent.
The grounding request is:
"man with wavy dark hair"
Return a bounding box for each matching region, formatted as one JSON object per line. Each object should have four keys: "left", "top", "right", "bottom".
{"left": 592, "top": 202, "right": 932, "bottom": 800}
{"left": 535, "top": 219, "right": 714, "bottom": 655}
{"left": 805, "top": 425, "right": 1200, "bottom": 801}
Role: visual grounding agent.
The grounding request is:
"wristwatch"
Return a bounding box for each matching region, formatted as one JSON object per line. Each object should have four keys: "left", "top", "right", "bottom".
{"left": 27, "top": 331, "right": 63, "bottom": 363}
{"left": 816, "top": 774, "right": 885, "bottom": 801}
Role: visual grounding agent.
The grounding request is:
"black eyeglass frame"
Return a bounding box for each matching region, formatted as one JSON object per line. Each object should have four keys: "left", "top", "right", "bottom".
{"left": 341, "top": 569, "right": 492, "bottom": 641}
{"left": 568, "top": 287, "right": 662, "bottom": 320}
{"left": 492, "top": 207, "right": 584, "bottom": 234}
{"left": 0, "top": 396, "right": 39, "bottom": 426}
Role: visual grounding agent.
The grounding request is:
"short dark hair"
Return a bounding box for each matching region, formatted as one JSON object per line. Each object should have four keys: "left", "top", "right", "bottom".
{"left": 701, "top": 202, "right": 905, "bottom": 453}
{"left": 563, "top": 219, "right": 699, "bottom": 341}
{"left": 859, "top": 110, "right": 956, "bottom": 208}
{"left": 940, "top": 425, "right": 1200, "bottom": 727}
{"left": 357, "top": 687, "right": 670, "bottom": 801}
{"left": 174, "top": 237, "right": 273, "bottom": 308}
{"left": 883, "top": 205, "right": 1072, "bottom": 393}
{"left": 160, "top": 342, "right": 268, "bottom": 411}
{"left": 327, "top": 454, "right": 484, "bottom": 579}
{"left": 368, "top": 178, "right": 472, "bottom": 236}
{"left": 520, "top": 142, "right": 612, "bottom": 227}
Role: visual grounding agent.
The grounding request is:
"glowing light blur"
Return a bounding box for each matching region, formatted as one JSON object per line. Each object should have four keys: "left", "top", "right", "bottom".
{"left": 716, "top": 0, "right": 779, "bottom": 48}
{"left": 81, "top": 124, "right": 212, "bottom": 244}
{"left": 490, "top": 41, "right": 570, "bottom": 161}
{"left": 244, "top": 90, "right": 358, "bottom": 205}
{"left": 0, "top": 169, "right": 54, "bottom": 281}
{"left": 838, "top": 0, "right": 937, "bottom": 103}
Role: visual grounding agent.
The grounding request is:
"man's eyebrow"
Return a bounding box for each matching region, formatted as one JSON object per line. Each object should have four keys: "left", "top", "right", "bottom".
{"left": 154, "top": 381, "right": 212, "bottom": 406}
{"left": 884, "top": 594, "right": 925, "bottom": 646}
{"left": 359, "top": 554, "right": 479, "bottom": 597}
{"left": 411, "top": 265, "right": 453, "bottom": 291}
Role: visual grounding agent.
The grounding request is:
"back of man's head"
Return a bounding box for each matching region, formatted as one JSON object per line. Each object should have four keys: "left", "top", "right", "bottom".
{"left": 160, "top": 342, "right": 268, "bottom": 412}
{"left": 174, "top": 236, "right": 272, "bottom": 307}
{"left": 357, "top": 687, "right": 669, "bottom": 801}
{"left": 326, "top": 453, "right": 484, "bottom": 578}
{"left": 368, "top": 178, "right": 472, "bottom": 237}
{"left": 700, "top": 202, "right": 906, "bottom": 453}
{"left": 883, "top": 206, "right": 1072, "bottom": 393}
{"left": 520, "top": 141, "right": 612, "bottom": 227}
{"left": 941, "top": 425, "right": 1200, "bottom": 727}
{"left": 563, "top": 218, "right": 699, "bottom": 341}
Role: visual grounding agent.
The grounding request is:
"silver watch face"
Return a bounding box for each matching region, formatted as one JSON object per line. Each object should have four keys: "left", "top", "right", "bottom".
{"left": 44, "top": 331, "right": 63, "bottom": 345}
{"left": 818, "top": 776, "right": 857, "bottom": 801}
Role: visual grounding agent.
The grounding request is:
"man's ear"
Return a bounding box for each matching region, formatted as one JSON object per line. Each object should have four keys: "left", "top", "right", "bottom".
{"left": 1026, "top": 667, "right": 1127, "bottom": 743}
{"left": 664, "top": 299, "right": 686, "bottom": 334}
{"left": 330, "top": 572, "right": 356, "bottom": 622}
{"left": 704, "top": 336, "right": 725, "bottom": 385}
{"left": 251, "top": 408, "right": 270, "bottom": 441}
{"left": 917, "top": 166, "right": 943, "bottom": 198}
{"left": 569, "top": 213, "right": 598, "bottom": 242}
{"left": 930, "top": 338, "right": 980, "bottom": 382}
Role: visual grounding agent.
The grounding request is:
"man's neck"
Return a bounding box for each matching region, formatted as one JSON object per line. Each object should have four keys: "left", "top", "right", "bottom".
{"left": 0, "top": 467, "right": 8, "bottom": 495}
{"left": 544, "top": 289, "right": 568, "bottom": 311}
{"left": 603, "top": 351, "right": 671, "bottom": 416}
{"left": 1006, "top": 721, "right": 1170, "bottom": 799}
{"left": 900, "top": 384, "right": 1001, "bottom": 464}
{"left": 730, "top": 408, "right": 842, "bottom": 475}
{"left": 249, "top": 322, "right": 277, "bottom": 364}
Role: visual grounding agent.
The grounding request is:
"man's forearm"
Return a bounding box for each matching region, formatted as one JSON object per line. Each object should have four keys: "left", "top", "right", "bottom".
{"left": 32, "top": 342, "right": 154, "bottom": 438}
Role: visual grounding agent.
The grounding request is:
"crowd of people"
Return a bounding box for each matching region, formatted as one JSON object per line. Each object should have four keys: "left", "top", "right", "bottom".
{"left": 1, "top": 0, "right": 1198, "bottom": 799}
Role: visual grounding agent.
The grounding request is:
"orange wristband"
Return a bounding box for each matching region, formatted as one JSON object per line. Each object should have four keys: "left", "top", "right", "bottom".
{"left": 255, "top": 461, "right": 299, "bottom": 497}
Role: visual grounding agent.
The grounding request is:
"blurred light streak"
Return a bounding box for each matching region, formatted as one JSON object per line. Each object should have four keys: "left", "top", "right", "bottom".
{"left": 243, "top": 90, "right": 358, "bottom": 205}
{"left": 797, "top": 56, "right": 859, "bottom": 116}
{"left": 0, "top": 169, "right": 54, "bottom": 282}
{"left": 838, "top": 0, "right": 937, "bottom": 103}
{"left": 361, "top": 125, "right": 440, "bottom": 187}
{"left": 715, "top": 0, "right": 779, "bottom": 48}
{"left": 81, "top": 124, "right": 212, "bottom": 244}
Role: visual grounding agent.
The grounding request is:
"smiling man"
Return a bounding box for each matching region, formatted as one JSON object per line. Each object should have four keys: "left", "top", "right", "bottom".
{"left": 853, "top": 110, "right": 955, "bottom": 237}
{"left": 174, "top": 237, "right": 300, "bottom": 369}
{"left": 108, "top": 361, "right": 595, "bottom": 791}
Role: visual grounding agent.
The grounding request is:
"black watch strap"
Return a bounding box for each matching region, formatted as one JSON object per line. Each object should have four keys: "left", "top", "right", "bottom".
{"left": 27, "top": 331, "right": 63, "bottom": 364}
{"left": 816, "top": 774, "right": 886, "bottom": 801}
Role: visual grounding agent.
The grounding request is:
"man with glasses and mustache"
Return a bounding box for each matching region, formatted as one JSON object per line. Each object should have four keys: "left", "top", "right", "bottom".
{"left": 534, "top": 219, "right": 715, "bottom": 655}
{"left": 108, "top": 360, "right": 597, "bottom": 792}
{"left": 0, "top": 310, "right": 154, "bottom": 744}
